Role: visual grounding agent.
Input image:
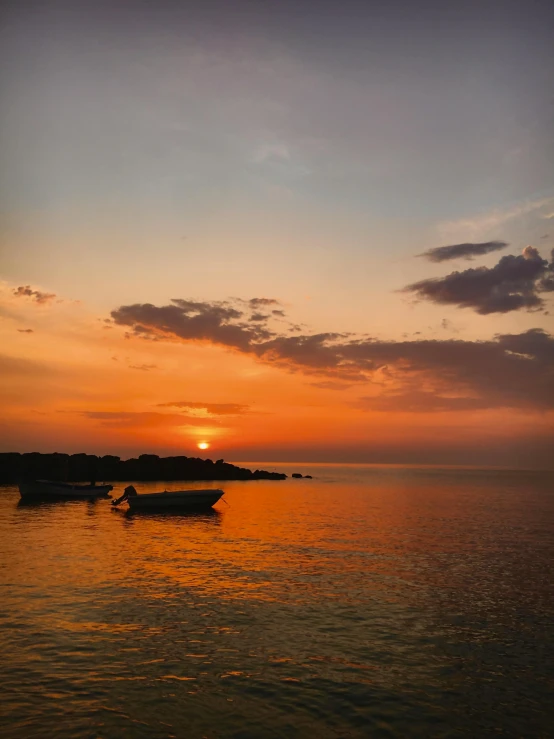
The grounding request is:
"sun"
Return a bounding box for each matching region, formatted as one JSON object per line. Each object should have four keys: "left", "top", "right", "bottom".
{"left": 197, "top": 442, "right": 210, "bottom": 450}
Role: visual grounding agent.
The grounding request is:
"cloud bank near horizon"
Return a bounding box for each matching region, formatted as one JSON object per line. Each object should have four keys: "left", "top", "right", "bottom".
{"left": 110, "top": 298, "right": 554, "bottom": 412}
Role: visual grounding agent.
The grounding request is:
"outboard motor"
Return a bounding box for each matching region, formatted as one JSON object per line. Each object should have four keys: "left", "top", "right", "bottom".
{"left": 111, "top": 485, "right": 138, "bottom": 506}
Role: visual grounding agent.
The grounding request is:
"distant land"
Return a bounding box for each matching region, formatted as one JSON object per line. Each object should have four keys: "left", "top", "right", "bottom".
{"left": 0, "top": 453, "right": 287, "bottom": 484}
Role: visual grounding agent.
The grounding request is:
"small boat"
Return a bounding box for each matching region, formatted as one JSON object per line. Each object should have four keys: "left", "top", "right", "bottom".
{"left": 112, "top": 485, "right": 224, "bottom": 513}
{"left": 19, "top": 480, "right": 113, "bottom": 500}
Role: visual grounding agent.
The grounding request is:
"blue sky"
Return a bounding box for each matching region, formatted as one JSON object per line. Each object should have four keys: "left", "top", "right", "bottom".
{"left": 1, "top": 2, "right": 553, "bottom": 336}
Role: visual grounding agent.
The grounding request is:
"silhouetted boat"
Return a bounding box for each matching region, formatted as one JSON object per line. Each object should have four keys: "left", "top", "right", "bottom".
{"left": 112, "top": 485, "right": 224, "bottom": 513}
{"left": 19, "top": 480, "right": 113, "bottom": 500}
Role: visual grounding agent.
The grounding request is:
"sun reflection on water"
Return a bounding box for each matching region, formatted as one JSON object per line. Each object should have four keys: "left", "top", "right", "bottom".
{"left": 1, "top": 468, "right": 553, "bottom": 737}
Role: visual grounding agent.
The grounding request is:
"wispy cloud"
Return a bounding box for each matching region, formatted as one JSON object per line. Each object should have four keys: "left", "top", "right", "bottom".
{"left": 438, "top": 197, "right": 554, "bottom": 240}
{"left": 310, "top": 381, "right": 353, "bottom": 391}
{"left": 418, "top": 241, "right": 508, "bottom": 262}
{"left": 251, "top": 142, "right": 310, "bottom": 180}
{"left": 0, "top": 353, "right": 56, "bottom": 377}
{"left": 80, "top": 411, "right": 213, "bottom": 428}
{"left": 157, "top": 401, "right": 249, "bottom": 416}
{"left": 252, "top": 143, "right": 291, "bottom": 164}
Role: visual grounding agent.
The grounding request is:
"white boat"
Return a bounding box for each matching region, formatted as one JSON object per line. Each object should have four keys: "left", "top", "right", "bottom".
{"left": 112, "top": 486, "right": 224, "bottom": 513}
{"left": 19, "top": 480, "right": 113, "bottom": 500}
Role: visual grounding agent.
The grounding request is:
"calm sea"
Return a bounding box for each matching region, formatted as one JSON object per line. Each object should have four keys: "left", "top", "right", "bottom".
{"left": 1, "top": 464, "right": 553, "bottom": 738}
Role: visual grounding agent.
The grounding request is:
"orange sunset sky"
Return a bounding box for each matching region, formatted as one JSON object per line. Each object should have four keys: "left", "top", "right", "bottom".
{"left": 1, "top": 2, "right": 553, "bottom": 468}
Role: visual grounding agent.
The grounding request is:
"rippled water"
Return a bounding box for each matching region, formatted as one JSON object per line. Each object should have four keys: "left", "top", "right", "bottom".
{"left": 1, "top": 465, "right": 553, "bottom": 738}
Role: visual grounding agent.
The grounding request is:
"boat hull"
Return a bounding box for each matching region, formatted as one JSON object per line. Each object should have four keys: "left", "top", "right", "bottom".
{"left": 19, "top": 480, "right": 113, "bottom": 500}
{"left": 127, "top": 489, "right": 224, "bottom": 513}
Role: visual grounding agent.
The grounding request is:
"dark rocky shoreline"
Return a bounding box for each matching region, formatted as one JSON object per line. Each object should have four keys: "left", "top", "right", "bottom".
{"left": 0, "top": 452, "right": 287, "bottom": 484}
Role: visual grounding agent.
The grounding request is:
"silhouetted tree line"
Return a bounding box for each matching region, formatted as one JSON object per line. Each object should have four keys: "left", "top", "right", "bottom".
{"left": 0, "top": 453, "right": 287, "bottom": 483}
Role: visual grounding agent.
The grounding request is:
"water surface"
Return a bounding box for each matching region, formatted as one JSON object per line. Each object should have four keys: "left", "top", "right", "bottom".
{"left": 1, "top": 465, "right": 553, "bottom": 737}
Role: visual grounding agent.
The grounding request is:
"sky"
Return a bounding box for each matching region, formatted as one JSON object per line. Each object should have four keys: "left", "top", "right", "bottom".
{"left": 1, "top": 0, "right": 553, "bottom": 468}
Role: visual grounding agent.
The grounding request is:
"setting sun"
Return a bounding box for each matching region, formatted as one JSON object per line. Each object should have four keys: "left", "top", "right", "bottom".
{"left": 197, "top": 442, "right": 210, "bottom": 450}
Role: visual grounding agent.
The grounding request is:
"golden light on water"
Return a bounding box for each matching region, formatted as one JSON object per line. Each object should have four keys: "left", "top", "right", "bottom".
{"left": 197, "top": 442, "right": 210, "bottom": 450}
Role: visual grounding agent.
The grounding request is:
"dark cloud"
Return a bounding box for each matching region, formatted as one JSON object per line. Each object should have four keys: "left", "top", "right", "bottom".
{"left": 404, "top": 246, "right": 554, "bottom": 314}
{"left": 129, "top": 363, "right": 158, "bottom": 371}
{"left": 17, "top": 328, "right": 34, "bottom": 333}
{"left": 418, "top": 241, "right": 508, "bottom": 262}
{"left": 157, "top": 401, "right": 249, "bottom": 415}
{"left": 249, "top": 298, "right": 280, "bottom": 308}
{"left": 250, "top": 312, "right": 268, "bottom": 322}
{"left": 111, "top": 297, "right": 554, "bottom": 411}
{"left": 113, "top": 299, "right": 274, "bottom": 351}
{"left": 497, "top": 327, "right": 554, "bottom": 363}
{"left": 537, "top": 249, "right": 554, "bottom": 293}
{"left": 346, "top": 329, "right": 554, "bottom": 412}
{"left": 13, "top": 285, "right": 56, "bottom": 304}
